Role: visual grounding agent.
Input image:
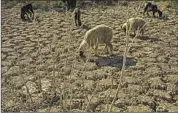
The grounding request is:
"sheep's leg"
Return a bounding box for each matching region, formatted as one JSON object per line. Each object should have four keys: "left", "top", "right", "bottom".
{"left": 133, "top": 31, "right": 136, "bottom": 36}
{"left": 104, "top": 44, "right": 109, "bottom": 54}
{"left": 94, "top": 45, "right": 98, "bottom": 56}
{"left": 104, "top": 45, "right": 107, "bottom": 51}
{"left": 140, "top": 29, "right": 144, "bottom": 35}
{"left": 89, "top": 44, "right": 95, "bottom": 55}
{"left": 107, "top": 42, "right": 113, "bottom": 55}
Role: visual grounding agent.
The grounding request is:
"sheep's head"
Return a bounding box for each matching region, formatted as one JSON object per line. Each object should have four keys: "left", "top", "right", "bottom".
{"left": 78, "top": 40, "right": 87, "bottom": 58}
{"left": 121, "top": 23, "right": 127, "bottom": 33}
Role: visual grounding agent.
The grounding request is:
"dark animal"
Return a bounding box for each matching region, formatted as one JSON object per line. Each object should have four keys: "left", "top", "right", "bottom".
{"left": 143, "top": 2, "right": 162, "bottom": 18}
{"left": 63, "top": 0, "right": 76, "bottom": 11}
{"left": 73, "top": 8, "right": 82, "bottom": 26}
{"left": 21, "top": 3, "right": 34, "bottom": 21}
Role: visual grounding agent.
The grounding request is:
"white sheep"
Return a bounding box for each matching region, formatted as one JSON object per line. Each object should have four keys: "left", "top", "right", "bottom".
{"left": 121, "top": 17, "right": 147, "bottom": 36}
{"left": 78, "top": 24, "right": 113, "bottom": 57}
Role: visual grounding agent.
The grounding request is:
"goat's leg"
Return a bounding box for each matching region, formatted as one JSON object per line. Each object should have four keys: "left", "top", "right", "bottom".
{"left": 29, "top": 11, "right": 33, "bottom": 20}
{"left": 75, "top": 17, "right": 78, "bottom": 26}
{"left": 78, "top": 13, "right": 82, "bottom": 26}
{"left": 29, "top": 8, "right": 34, "bottom": 20}
{"left": 21, "top": 13, "right": 26, "bottom": 21}
{"left": 152, "top": 10, "right": 157, "bottom": 18}
{"left": 21, "top": 10, "right": 27, "bottom": 21}
{"left": 26, "top": 12, "right": 32, "bottom": 22}
{"left": 143, "top": 7, "right": 147, "bottom": 15}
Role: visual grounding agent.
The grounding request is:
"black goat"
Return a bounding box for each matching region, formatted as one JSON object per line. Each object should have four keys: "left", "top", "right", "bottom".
{"left": 21, "top": 3, "right": 34, "bottom": 21}
{"left": 143, "top": 2, "right": 162, "bottom": 18}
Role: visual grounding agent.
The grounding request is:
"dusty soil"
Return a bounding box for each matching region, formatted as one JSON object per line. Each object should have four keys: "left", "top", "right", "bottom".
{"left": 1, "top": 1, "right": 178, "bottom": 112}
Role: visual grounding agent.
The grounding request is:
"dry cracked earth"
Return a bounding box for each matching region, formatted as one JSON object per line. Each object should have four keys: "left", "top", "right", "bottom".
{"left": 1, "top": 1, "right": 178, "bottom": 112}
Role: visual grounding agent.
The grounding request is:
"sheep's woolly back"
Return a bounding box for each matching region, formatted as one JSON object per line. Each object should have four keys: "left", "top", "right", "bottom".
{"left": 84, "top": 24, "right": 112, "bottom": 47}
{"left": 79, "top": 24, "right": 113, "bottom": 52}
{"left": 123, "top": 17, "right": 147, "bottom": 34}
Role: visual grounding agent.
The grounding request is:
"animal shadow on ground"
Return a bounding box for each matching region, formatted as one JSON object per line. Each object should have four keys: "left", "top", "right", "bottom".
{"left": 137, "top": 35, "right": 162, "bottom": 42}
{"left": 89, "top": 54, "right": 137, "bottom": 69}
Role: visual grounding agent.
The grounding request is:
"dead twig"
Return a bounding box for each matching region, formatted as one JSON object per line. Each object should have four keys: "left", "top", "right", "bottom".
{"left": 108, "top": 1, "right": 143, "bottom": 112}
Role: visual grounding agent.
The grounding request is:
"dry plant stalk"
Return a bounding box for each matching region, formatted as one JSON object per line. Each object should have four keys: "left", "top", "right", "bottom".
{"left": 36, "top": 34, "right": 42, "bottom": 93}
{"left": 9, "top": 75, "right": 25, "bottom": 111}
{"left": 105, "top": 76, "right": 114, "bottom": 111}
{"left": 84, "top": 94, "right": 94, "bottom": 112}
{"left": 57, "top": 62, "right": 65, "bottom": 111}
{"left": 68, "top": 60, "right": 73, "bottom": 111}
{"left": 16, "top": 50, "right": 35, "bottom": 111}
{"left": 108, "top": 1, "right": 143, "bottom": 112}
{"left": 50, "top": 43, "right": 57, "bottom": 94}
{"left": 84, "top": 79, "right": 99, "bottom": 112}
{"left": 81, "top": 56, "right": 90, "bottom": 111}
{"left": 66, "top": 11, "right": 74, "bottom": 111}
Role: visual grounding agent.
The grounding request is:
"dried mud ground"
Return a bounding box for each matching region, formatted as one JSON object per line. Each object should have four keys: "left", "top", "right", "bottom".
{"left": 1, "top": 1, "right": 178, "bottom": 112}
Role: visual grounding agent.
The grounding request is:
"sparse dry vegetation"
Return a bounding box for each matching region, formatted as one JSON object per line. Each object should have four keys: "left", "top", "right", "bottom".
{"left": 1, "top": 0, "right": 178, "bottom": 112}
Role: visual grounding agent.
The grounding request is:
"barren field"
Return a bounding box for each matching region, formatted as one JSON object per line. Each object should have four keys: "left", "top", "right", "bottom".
{"left": 1, "top": 1, "right": 178, "bottom": 112}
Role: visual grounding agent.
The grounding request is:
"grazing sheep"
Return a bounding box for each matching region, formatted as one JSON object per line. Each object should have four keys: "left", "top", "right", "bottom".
{"left": 121, "top": 17, "right": 147, "bottom": 36}
{"left": 73, "top": 8, "right": 82, "bottom": 26}
{"left": 143, "top": 1, "right": 162, "bottom": 18}
{"left": 78, "top": 24, "right": 113, "bottom": 57}
{"left": 21, "top": 3, "right": 34, "bottom": 21}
